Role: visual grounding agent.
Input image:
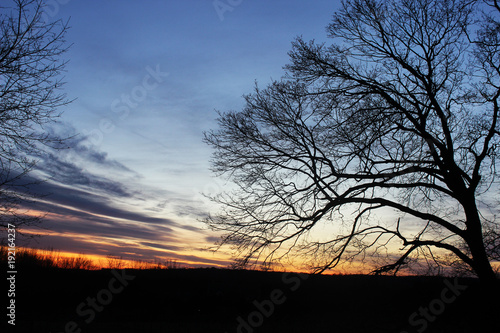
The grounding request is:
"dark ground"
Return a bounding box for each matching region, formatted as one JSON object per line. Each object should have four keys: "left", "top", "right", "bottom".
{"left": 3, "top": 267, "right": 499, "bottom": 333}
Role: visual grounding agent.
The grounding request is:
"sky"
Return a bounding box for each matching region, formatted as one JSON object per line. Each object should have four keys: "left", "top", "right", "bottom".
{"left": 15, "top": 0, "right": 341, "bottom": 268}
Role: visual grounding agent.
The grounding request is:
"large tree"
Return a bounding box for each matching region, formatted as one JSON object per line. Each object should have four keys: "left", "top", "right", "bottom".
{"left": 0, "top": 0, "right": 70, "bottom": 233}
{"left": 204, "top": 0, "right": 500, "bottom": 283}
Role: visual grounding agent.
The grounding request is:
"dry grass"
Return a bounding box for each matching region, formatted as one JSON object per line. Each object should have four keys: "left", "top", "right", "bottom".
{"left": 0, "top": 246, "right": 181, "bottom": 270}
{"left": 0, "top": 246, "right": 97, "bottom": 269}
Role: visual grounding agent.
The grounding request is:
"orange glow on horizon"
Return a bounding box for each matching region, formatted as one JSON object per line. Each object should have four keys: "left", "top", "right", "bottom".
{"left": 14, "top": 218, "right": 486, "bottom": 276}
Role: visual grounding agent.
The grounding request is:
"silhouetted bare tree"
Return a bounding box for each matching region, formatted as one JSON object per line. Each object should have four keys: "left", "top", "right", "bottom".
{"left": 0, "top": 0, "right": 70, "bottom": 233}
{"left": 205, "top": 0, "right": 500, "bottom": 283}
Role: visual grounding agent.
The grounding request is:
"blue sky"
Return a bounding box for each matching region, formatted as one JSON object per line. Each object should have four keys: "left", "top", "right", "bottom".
{"left": 20, "top": 0, "right": 340, "bottom": 267}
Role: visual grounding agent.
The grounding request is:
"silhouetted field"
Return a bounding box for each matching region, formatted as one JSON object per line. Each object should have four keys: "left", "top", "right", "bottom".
{"left": 5, "top": 264, "right": 499, "bottom": 333}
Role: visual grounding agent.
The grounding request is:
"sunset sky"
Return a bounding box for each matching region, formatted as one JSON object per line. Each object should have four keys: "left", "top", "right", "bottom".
{"left": 19, "top": 0, "right": 341, "bottom": 268}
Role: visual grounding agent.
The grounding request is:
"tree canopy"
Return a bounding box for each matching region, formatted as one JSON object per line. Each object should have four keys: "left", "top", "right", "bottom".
{"left": 205, "top": 0, "right": 500, "bottom": 283}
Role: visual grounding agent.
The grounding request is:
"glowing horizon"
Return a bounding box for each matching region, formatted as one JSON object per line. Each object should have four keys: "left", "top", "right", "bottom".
{"left": 6, "top": 0, "right": 341, "bottom": 275}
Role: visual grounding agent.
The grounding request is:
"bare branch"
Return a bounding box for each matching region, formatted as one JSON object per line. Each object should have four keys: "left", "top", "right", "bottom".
{"left": 205, "top": 0, "right": 499, "bottom": 283}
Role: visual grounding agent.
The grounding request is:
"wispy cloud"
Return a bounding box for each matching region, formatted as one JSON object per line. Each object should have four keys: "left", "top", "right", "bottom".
{"left": 15, "top": 124, "right": 221, "bottom": 266}
{"left": 32, "top": 129, "right": 136, "bottom": 197}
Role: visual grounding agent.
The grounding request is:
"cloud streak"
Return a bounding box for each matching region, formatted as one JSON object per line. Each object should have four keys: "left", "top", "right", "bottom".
{"left": 8, "top": 0, "right": 339, "bottom": 268}
{"left": 13, "top": 126, "right": 222, "bottom": 266}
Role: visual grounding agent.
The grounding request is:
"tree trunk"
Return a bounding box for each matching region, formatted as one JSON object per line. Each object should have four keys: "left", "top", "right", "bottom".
{"left": 463, "top": 197, "right": 497, "bottom": 285}
{"left": 469, "top": 233, "right": 497, "bottom": 283}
